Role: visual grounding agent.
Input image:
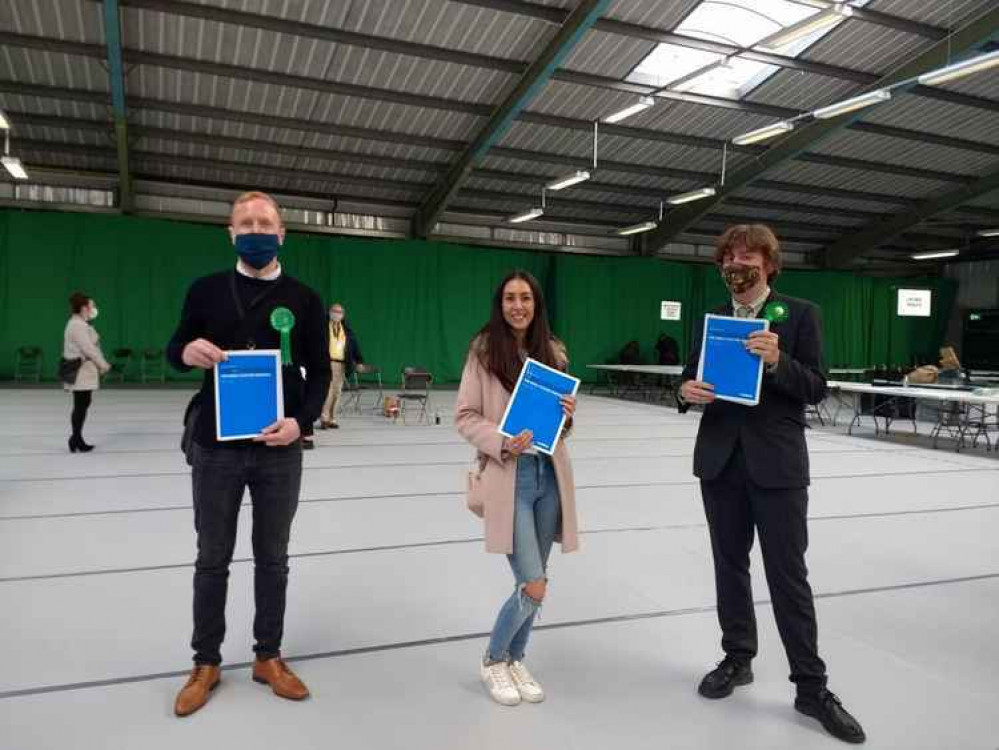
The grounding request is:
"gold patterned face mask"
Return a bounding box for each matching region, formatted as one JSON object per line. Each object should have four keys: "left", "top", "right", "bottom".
{"left": 722, "top": 263, "right": 762, "bottom": 294}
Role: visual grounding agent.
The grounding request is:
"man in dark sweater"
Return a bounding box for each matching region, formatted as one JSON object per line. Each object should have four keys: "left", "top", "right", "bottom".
{"left": 679, "top": 224, "right": 865, "bottom": 744}
{"left": 168, "top": 191, "right": 331, "bottom": 717}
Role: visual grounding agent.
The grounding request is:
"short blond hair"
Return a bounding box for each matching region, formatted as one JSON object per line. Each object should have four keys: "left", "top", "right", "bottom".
{"left": 231, "top": 191, "right": 282, "bottom": 222}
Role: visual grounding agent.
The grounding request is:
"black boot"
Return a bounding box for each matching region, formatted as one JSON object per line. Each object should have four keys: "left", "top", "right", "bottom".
{"left": 69, "top": 435, "right": 94, "bottom": 453}
{"left": 698, "top": 656, "right": 753, "bottom": 699}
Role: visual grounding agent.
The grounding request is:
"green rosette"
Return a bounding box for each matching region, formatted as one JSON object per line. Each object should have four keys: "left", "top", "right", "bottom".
{"left": 269, "top": 306, "right": 295, "bottom": 365}
{"left": 762, "top": 300, "right": 789, "bottom": 324}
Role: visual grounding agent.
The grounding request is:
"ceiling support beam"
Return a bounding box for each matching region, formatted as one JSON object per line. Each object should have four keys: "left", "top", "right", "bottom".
{"left": 640, "top": 6, "right": 999, "bottom": 254}
{"left": 411, "top": 0, "right": 610, "bottom": 237}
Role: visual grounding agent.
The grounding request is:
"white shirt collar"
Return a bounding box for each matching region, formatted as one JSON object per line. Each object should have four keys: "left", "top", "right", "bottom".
{"left": 236, "top": 260, "right": 282, "bottom": 281}
{"left": 732, "top": 286, "right": 771, "bottom": 317}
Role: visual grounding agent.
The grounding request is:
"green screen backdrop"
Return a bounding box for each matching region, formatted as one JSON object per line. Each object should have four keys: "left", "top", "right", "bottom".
{"left": 0, "top": 209, "right": 956, "bottom": 383}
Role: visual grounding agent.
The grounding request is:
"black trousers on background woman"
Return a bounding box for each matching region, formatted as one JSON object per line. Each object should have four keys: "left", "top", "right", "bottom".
{"left": 70, "top": 391, "right": 94, "bottom": 452}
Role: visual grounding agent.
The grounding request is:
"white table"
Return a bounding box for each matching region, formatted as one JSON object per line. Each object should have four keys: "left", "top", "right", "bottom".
{"left": 586, "top": 364, "right": 684, "bottom": 403}
{"left": 828, "top": 380, "right": 999, "bottom": 451}
{"left": 588, "top": 364, "right": 684, "bottom": 376}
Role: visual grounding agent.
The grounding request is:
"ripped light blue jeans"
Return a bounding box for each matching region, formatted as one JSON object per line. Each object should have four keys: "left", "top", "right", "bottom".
{"left": 486, "top": 454, "right": 561, "bottom": 663}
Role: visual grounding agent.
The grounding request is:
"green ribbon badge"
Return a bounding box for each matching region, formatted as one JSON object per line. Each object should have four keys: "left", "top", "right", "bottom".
{"left": 270, "top": 307, "right": 295, "bottom": 365}
{"left": 762, "top": 301, "right": 789, "bottom": 324}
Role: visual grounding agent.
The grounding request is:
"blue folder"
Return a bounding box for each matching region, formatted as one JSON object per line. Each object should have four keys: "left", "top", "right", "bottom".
{"left": 214, "top": 350, "right": 284, "bottom": 441}
{"left": 697, "top": 314, "right": 769, "bottom": 406}
{"left": 499, "top": 358, "right": 580, "bottom": 455}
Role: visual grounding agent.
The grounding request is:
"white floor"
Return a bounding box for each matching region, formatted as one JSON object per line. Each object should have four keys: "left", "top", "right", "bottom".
{"left": 0, "top": 388, "right": 997, "bottom": 750}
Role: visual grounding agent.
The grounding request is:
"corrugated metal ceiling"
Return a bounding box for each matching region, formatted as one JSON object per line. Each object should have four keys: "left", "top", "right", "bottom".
{"left": 860, "top": 95, "right": 999, "bottom": 148}
{"left": 745, "top": 70, "right": 861, "bottom": 112}
{"left": 866, "top": 0, "right": 998, "bottom": 27}
{"left": 768, "top": 160, "right": 955, "bottom": 199}
{"left": 800, "top": 21, "right": 932, "bottom": 75}
{"left": 808, "top": 130, "right": 998, "bottom": 179}
{"left": 604, "top": 0, "right": 703, "bottom": 31}
{"left": 2, "top": 0, "right": 997, "bottom": 261}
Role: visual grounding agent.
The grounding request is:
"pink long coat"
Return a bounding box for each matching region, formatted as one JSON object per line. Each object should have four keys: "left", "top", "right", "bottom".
{"left": 454, "top": 343, "right": 579, "bottom": 555}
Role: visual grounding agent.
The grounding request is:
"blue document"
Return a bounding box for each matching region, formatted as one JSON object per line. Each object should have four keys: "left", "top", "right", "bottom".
{"left": 214, "top": 350, "right": 284, "bottom": 441}
{"left": 697, "top": 314, "right": 769, "bottom": 406}
{"left": 499, "top": 358, "right": 580, "bottom": 456}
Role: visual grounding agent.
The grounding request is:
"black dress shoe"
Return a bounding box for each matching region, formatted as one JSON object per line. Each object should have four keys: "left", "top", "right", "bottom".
{"left": 302, "top": 440, "right": 315, "bottom": 450}
{"left": 698, "top": 656, "right": 753, "bottom": 699}
{"left": 795, "top": 689, "right": 866, "bottom": 744}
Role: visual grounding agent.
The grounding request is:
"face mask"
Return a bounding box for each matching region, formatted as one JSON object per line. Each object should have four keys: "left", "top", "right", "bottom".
{"left": 88, "top": 306, "right": 99, "bottom": 321}
{"left": 234, "top": 233, "right": 280, "bottom": 270}
{"left": 722, "top": 263, "right": 762, "bottom": 295}
{"left": 329, "top": 313, "right": 344, "bottom": 323}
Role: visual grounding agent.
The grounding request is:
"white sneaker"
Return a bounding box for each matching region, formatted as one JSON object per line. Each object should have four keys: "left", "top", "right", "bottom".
{"left": 508, "top": 660, "right": 545, "bottom": 703}
{"left": 480, "top": 660, "right": 521, "bottom": 706}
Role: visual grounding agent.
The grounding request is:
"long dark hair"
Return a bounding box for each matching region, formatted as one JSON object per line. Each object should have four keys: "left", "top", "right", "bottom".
{"left": 473, "top": 270, "right": 561, "bottom": 392}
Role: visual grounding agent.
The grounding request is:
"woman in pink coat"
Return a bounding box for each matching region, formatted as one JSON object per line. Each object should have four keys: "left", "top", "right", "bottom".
{"left": 455, "top": 270, "right": 578, "bottom": 707}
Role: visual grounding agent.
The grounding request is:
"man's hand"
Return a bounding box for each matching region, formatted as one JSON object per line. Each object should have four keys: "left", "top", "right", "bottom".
{"left": 746, "top": 330, "right": 780, "bottom": 365}
{"left": 254, "top": 418, "right": 302, "bottom": 447}
{"left": 680, "top": 380, "right": 715, "bottom": 404}
{"left": 182, "top": 339, "right": 227, "bottom": 370}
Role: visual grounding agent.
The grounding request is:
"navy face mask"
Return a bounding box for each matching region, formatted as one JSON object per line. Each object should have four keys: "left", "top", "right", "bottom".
{"left": 234, "top": 233, "right": 280, "bottom": 269}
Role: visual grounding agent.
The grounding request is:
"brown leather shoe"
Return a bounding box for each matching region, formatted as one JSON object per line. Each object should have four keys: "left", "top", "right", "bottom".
{"left": 174, "top": 665, "right": 221, "bottom": 717}
{"left": 252, "top": 657, "right": 310, "bottom": 700}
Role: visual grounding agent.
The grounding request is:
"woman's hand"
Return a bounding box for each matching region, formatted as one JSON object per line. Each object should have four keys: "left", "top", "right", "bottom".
{"left": 560, "top": 394, "right": 576, "bottom": 420}
{"left": 504, "top": 429, "right": 534, "bottom": 457}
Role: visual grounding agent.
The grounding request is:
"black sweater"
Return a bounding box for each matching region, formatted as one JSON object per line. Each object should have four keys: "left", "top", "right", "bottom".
{"left": 167, "top": 269, "right": 332, "bottom": 447}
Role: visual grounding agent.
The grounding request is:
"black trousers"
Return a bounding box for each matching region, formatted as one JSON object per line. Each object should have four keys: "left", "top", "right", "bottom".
{"left": 190, "top": 442, "right": 303, "bottom": 665}
{"left": 700, "top": 444, "right": 827, "bottom": 695}
{"left": 70, "top": 390, "right": 92, "bottom": 439}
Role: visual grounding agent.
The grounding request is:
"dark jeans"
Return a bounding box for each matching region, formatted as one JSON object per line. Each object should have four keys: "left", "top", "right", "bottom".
{"left": 700, "top": 444, "right": 827, "bottom": 695}
{"left": 190, "top": 441, "right": 303, "bottom": 666}
{"left": 71, "top": 390, "right": 92, "bottom": 440}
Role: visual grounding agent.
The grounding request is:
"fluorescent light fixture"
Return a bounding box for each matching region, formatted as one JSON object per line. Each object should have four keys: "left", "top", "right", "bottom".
{"left": 976, "top": 228, "right": 999, "bottom": 238}
{"left": 666, "top": 187, "right": 716, "bottom": 205}
{"left": 760, "top": 5, "right": 853, "bottom": 50}
{"left": 615, "top": 221, "right": 658, "bottom": 236}
{"left": 813, "top": 88, "right": 891, "bottom": 119}
{"left": 1, "top": 156, "right": 28, "bottom": 180}
{"left": 732, "top": 121, "right": 794, "bottom": 146}
{"left": 603, "top": 96, "right": 654, "bottom": 124}
{"left": 911, "top": 249, "right": 959, "bottom": 260}
{"left": 918, "top": 50, "right": 999, "bottom": 86}
{"left": 546, "top": 170, "right": 590, "bottom": 191}
{"left": 0, "top": 108, "right": 10, "bottom": 130}
{"left": 507, "top": 207, "right": 543, "bottom": 224}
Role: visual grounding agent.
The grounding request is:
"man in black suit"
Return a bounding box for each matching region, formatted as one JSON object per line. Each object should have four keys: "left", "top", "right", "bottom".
{"left": 679, "top": 224, "right": 865, "bottom": 744}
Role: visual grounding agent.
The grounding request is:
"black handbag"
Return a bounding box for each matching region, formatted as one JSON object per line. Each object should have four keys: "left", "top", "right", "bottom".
{"left": 58, "top": 357, "right": 83, "bottom": 384}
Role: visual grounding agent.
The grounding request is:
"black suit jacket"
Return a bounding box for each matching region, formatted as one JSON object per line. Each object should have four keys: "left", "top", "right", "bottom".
{"left": 679, "top": 292, "right": 827, "bottom": 489}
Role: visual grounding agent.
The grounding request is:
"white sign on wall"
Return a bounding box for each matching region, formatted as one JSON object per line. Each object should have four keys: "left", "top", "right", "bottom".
{"left": 897, "top": 288, "right": 932, "bottom": 317}
{"left": 660, "top": 301, "right": 682, "bottom": 321}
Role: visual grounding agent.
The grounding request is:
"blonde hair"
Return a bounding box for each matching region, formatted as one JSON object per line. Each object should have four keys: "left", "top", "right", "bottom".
{"left": 231, "top": 191, "right": 282, "bottom": 222}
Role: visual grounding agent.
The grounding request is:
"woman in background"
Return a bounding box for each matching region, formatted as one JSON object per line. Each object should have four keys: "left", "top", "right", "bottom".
{"left": 63, "top": 292, "right": 110, "bottom": 452}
